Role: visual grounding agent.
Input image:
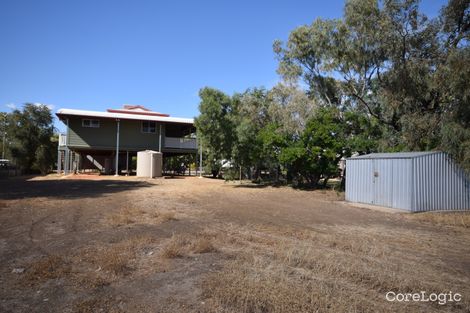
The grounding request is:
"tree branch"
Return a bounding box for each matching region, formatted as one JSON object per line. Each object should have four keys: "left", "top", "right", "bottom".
{"left": 350, "top": 92, "right": 399, "bottom": 131}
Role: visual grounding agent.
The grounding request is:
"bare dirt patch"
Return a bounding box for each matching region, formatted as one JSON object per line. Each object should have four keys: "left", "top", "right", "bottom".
{"left": 0, "top": 176, "right": 469, "bottom": 312}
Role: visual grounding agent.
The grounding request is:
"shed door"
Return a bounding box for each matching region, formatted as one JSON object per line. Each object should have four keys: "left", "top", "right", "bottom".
{"left": 372, "top": 159, "right": 393, "bottom": 207}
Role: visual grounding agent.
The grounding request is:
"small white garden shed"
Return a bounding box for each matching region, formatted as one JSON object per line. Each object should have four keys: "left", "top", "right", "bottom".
{"left": 136, "top": 150, "right": 162, "bottom": 178}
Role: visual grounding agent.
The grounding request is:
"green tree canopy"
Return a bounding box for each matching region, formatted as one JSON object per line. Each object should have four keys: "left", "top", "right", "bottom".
{"left": 196, "top": 0, "right": 470, "bottom": 186}
{"left": 194, "top": 87, "right": 236, "bottom": 177}
{"left": 274, "top": 0, "right": 470, "bottom": 169}
{"left": 7, "top": 103, "right": 57, "bottom": 174}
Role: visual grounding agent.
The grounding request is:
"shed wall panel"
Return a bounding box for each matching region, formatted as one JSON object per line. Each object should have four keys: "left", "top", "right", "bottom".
{"left": 413, "top": 153, "right": 470, "bottom": 211}
{"left": 345, "top": 159, "right": 374, "bottom": 205}
{"left": 391, "top": 159, "right": 412, "bottom": 210}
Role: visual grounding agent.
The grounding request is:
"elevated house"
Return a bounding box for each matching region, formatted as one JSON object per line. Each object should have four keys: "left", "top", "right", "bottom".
{"left": 56, "top": 105, "right": 197, "bottom": 175}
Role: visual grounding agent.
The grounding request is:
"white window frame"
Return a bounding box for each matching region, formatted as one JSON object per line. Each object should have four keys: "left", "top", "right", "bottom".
{"left": 82, "top": 119, "right": 100, "bottom": 128}
{"left": 142, "top": 121, "right": 156, "bottom": 133}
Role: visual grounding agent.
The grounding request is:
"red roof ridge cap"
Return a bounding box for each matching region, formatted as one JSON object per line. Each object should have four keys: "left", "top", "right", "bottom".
{"left": 107, "top": 108, "right": 170, "bottom": 117}
{"left": 123, "top": 105, "right": 151, "bottom": 111}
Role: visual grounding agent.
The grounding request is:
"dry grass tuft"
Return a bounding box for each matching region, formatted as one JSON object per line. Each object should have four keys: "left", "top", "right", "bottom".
{"left": 72, "top": 296, "right": 124, "bottom": 313}
{"left": 70, "top": 273, "right": 110, "bottom": 289}
{"left": 156, "top": 211, "right": 178, "bottom": 222}
{"left": 191, "top": 237, "right": 216, "bottom": 254}
{"left": 109, "top": 208, "right": 140, "bottom": 226}
{"left": 406, "top": 212, "right": 470, "bottom": 228}
{"left": 160, "top": 234, "right": 189, "bottom": 258}
{"left": 99, "top": 249, "right": 131, "bottom": 275}
{"left": 74, "top": 235, "right": 157, "bottom": 278}
{"left": 160, "top": 232, "right": 217, "bottom": 258}
{"left": 117, "top": 234, "right": 157, "bottom": 250}
{"left": 95, "top": 236, "right": 157, "bottom": 275}
{"left": 23, "top": 255, "right": 71, "bottom": 284}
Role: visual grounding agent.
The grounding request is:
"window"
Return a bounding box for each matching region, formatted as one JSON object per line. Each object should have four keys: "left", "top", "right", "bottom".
{"left": 142, "top": 121, "right": 156, "bottom": 133}
{"left": 82, "top": 119, "right": 100, "bottom": 128}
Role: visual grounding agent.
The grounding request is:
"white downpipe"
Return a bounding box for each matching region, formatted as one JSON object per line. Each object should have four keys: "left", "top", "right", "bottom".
{"left": 115, "top": 119, "right": 120, "bottom": 176}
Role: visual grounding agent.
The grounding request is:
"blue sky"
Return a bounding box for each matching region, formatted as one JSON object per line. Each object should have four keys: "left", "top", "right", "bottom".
{"left": 0, "top": 0, "right": 447, "bottom": 131}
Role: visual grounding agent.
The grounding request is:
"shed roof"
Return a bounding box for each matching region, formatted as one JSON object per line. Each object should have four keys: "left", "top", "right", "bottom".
{"left": 348, "top": 151, "right": 442, "bottom": 160}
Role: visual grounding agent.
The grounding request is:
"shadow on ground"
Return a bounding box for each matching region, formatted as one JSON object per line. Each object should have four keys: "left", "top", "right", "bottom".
{"left": 232, "top": 184, "right": 273, "bottom": 189}
{"left": 0, "top": 178, "right": 154, "bottom": 200}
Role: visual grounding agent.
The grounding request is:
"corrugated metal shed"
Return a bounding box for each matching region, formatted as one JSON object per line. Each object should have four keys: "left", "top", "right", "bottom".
{"left": 346, "top": 151, "right": 470, "bottom": 212}
{"left": 350, "top": 151, "right": 438, "bottom": 159}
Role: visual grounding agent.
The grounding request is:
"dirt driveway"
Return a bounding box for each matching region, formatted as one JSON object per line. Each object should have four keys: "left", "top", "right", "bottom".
{"left": 0, "top": 175, "right": 469, "bottom": 312}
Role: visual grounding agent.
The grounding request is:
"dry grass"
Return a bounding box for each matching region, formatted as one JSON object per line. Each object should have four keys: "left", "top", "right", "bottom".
{"left": 70, "top": 273, "right": 110, "bottom": 289}
{"left": 160, "top": 232, "right": 217, "bottom": 258}
{"left": 23, "top": 255, "right": 71, "bottom": 284}
{"left": 160, "top": 234, "right": 189, "bottom": 258}
{"left": 72, "top": 296, "right": 124, "bottom": 313}
{"left": 191, "top": 237, "right": 216, "bottom": 254}
{"left": 151, "top": 211, "right": 178, "bottom": 223}
{"left": 201, "top": 224, "right": 470, "bottom": 313}
{"left": 405, "top": 212, "right": 470, "bottom": 228}
{"left": 20, "top": 235, "right": 158, "bottom": 290}
{"left": 108, "top": 208, "right": 139, "bottom": 226}
{"left": 4, "top": 177, "right": 470, "bottom": 312}
{"left": 108, "top": 207, "right": 178, "bottom": 226}
{"left": 20, "top": 254, "right": 110, "bottom": 289}
{"left": 99, "top": 249, "right": 131, "bottom": 275}
{"left": 67, "top": 235, "right": 159, "bottom": 289}
{"left": 83, "top": 235, "right": 156, "bottom": 276}
{"left": 204, "top": 257, "right": 372, "bottom": 313}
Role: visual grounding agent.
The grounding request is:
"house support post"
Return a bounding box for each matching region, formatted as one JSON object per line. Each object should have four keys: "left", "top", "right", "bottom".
{"left": 63, "top": 118, "right": 70, "bottom": 175}
{"left": 64, "top": 148, "right": 69, "bottom": 175}
{"left": 199, "top": 138, "right": 202, "bottom": 178}
{"left": 71, "top": 151, "right": 74, "bottom": 173}
{"left": 115, "top": 119, "right": 120, "bottom": 176}
{"left": 57, "top": 150, "right": 62, "bottom": 174}
{"left": 70, "top": 151, "right": 74, "bottom": 173}
{"left": 159, "top": 124, "right": 162, "bottom": 152}
{"left": 126, "top": 150, "right": 129, "bottom": 176}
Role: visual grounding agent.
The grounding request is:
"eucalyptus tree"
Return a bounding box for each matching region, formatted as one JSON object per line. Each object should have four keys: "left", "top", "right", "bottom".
{"left": 438, "top": 0, "right": 470, "bottom": 171}
{"left": 274, "top": 0, "right": 470, "bottom": 170}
